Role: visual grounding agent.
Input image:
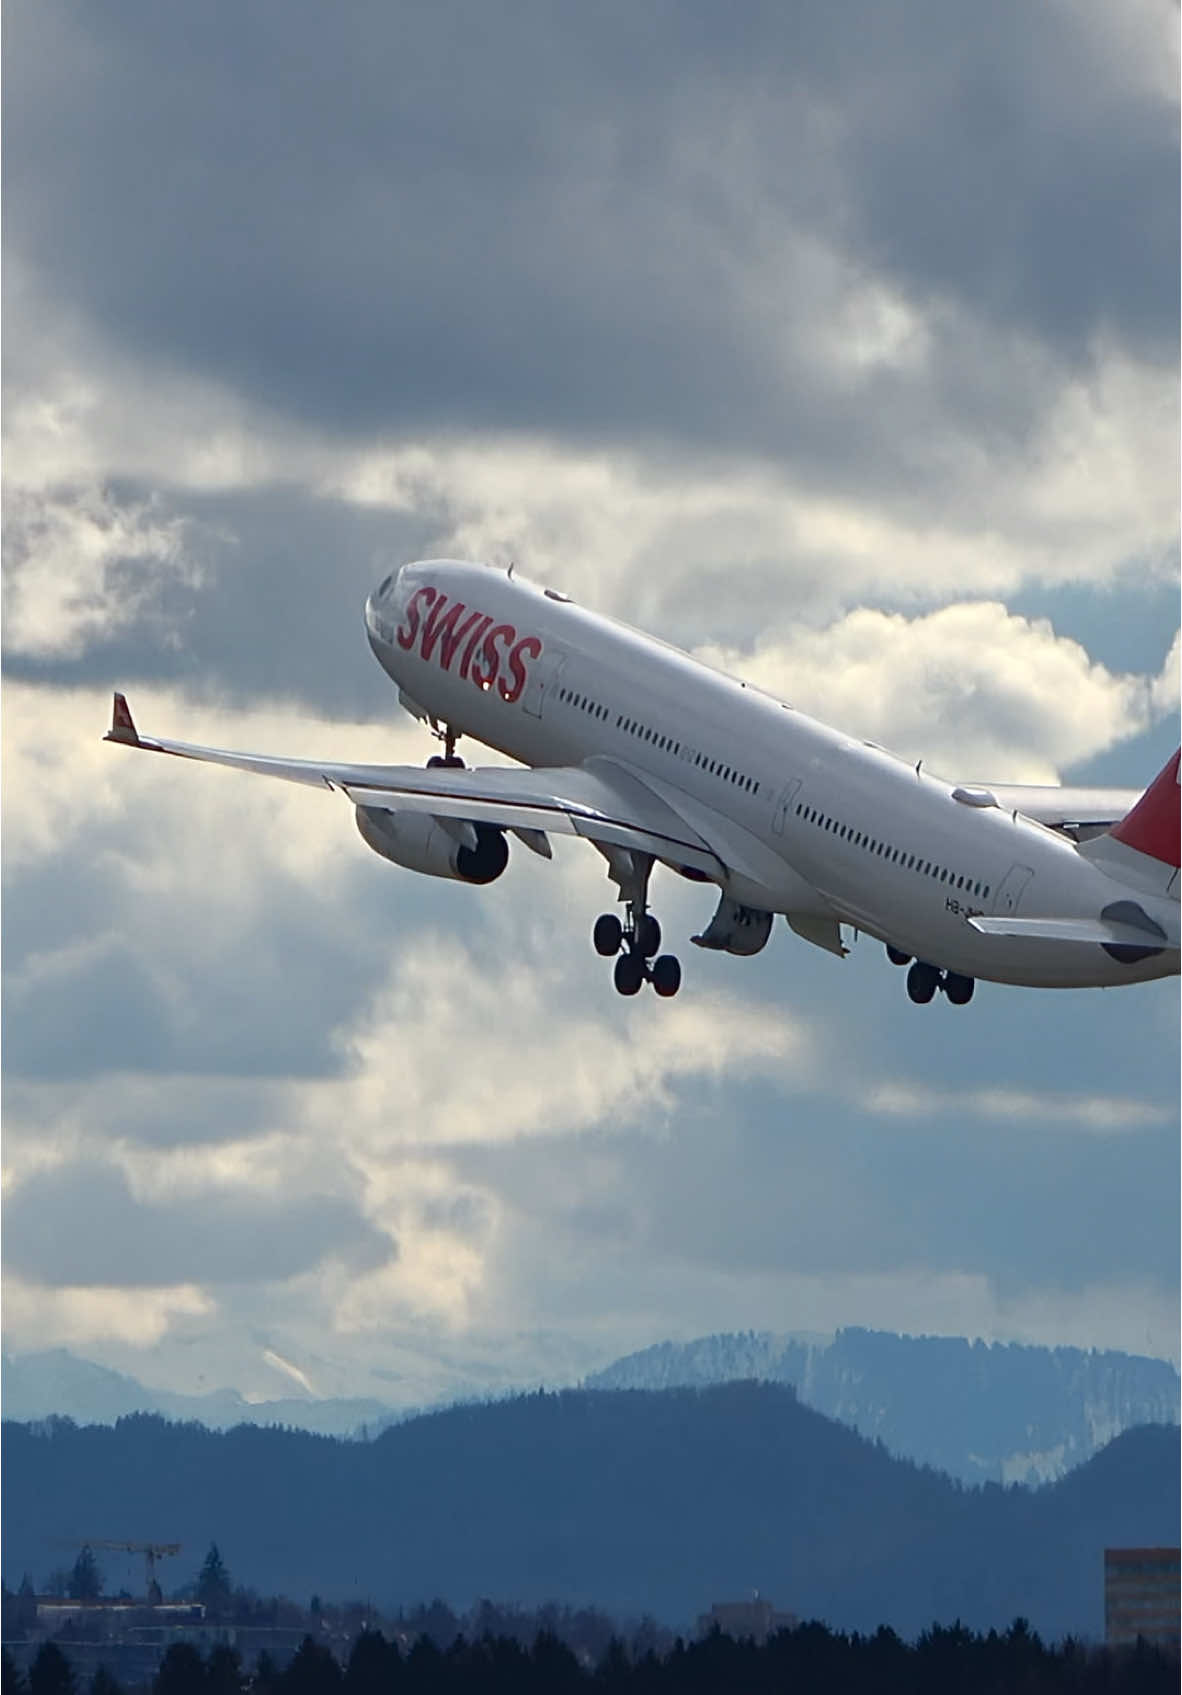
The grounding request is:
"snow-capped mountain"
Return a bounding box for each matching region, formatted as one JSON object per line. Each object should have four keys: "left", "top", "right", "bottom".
{"left": 583, "top": 1328, "right": 1180, "bottom": 1484}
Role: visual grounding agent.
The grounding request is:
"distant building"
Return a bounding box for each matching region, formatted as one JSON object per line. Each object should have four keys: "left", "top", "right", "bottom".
{"left": 34, "top": 1601, "right": 205, "bottom": 1627}
{"left": 1104, "top": 1547, "right": 1180, "bottom": 1651}
{"left": 697, "top": 1596, "right": 797, "bottom": 1644}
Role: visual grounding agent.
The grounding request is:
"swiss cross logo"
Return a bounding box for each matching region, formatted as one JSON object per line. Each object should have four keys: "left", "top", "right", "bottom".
{"left": 395, "top": 586, "right": 542, "bottom": 703}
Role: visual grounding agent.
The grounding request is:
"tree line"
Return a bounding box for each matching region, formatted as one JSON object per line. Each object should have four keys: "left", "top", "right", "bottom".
{"left": 5, "top": 1620, "right": 1177, "bottom": 1695}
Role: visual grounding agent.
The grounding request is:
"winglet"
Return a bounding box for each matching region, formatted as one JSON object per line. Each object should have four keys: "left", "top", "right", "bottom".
{"left": 104, "top": 691, "right": 142, "bottom": 746}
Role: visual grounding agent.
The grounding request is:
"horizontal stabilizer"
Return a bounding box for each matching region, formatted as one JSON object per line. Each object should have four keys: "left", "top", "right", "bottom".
{"left": 968, "top": 914, "right": 1172, "bottom": 949}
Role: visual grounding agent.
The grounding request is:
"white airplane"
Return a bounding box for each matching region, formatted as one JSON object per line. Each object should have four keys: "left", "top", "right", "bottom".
{"left": 105, "top": 559, "right": 1180, "bottom": 1005}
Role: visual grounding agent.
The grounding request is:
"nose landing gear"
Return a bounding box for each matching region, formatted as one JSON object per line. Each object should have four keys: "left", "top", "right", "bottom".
{"left": 593, "top": 849, "right": 682, "bottom": 998}
{"left": 426, "top": 724, "right": 465, "bottom": 769}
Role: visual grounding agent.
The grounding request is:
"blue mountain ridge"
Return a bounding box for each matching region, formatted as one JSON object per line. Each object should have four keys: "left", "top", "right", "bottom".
{"left": 5, "top": 1327, "right": 1178, "bottom": 1485}
{"left": 2, "top": 1385, "right": 1176, "bottom": 1640}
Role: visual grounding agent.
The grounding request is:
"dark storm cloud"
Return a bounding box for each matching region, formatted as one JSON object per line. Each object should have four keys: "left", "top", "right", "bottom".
{"left": 6, "top": 0, "right": 1175, "bottom": 471}
{"left": 2, "top": 1159, "right": 393, "bottom": 1287}
{"left": 827, "top": 3, "right": 1178, "bottom": 360}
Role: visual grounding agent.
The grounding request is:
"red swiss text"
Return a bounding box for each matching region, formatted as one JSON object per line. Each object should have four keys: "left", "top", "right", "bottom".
{"left": 396, "top": 586, "right": 543, "bottom": 704}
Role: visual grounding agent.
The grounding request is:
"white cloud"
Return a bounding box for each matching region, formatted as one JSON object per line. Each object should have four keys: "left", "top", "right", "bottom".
{"left": 0, "top": 679, "right": 419, "bottom": 878}
{"left": 332, "top": 933, "right": 809, "bottom": 1152}
{"left": 1, "top": 1277, "right": 214, "bottom": 1349}
{"left": 695, "top": 601, "right": 1175, "bottom": 779}
{"left": 3, "top": 274, "right": 1176, "bottom": 677}
{"left": 862, "top": 1081, "right": 1172, "bottom": 1134}
{"left": 1150, "top": 626, "right": 1180, "bottom": 720}
{"left": 2, "top": 481, "right": 203, "bottom": 659}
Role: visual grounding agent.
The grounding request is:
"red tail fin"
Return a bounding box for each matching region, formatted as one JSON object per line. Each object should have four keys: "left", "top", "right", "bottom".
{"left": 1109, "top": 749, "right": 1180, "bottom": 868}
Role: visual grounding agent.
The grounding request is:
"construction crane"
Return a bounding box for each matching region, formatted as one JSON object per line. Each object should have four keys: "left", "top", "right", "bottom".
{"left": 83, "top": 1540, "right": 181, "bottom": 1604}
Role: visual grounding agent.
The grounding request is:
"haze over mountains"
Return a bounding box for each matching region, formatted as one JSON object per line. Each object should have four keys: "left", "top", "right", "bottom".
{"left": 6, "top": 1328, "right": 1177, "bottom": 1485}
{"left": 0, "top": 1349, "right": 393, "bottom": 1439}
{"left": 3, "top": 1386, "right": 1177, "bottom": 1641}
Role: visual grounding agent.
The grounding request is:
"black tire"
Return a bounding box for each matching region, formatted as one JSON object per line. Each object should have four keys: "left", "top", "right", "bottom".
{"left": 613, "top": 952, "right": 645, "bottom": 996}
{"left": 650, "top": 954, "right": 682, "bottom": 998}
{"left": 594, "top": 914, "right": 624, "bottom": 957}
{"left": 634, "top": 914, "right": 662, "bottom": 958}
{"left": 426, "top": 755, "right": 446, "bottom": 768}
{"left": 906, "top": 962, "right": 939, "bottom": 1004}
{"left": 441, "top": 755, "right": 466, "bottom": 769}
{"left": 886, "top": 945, "right": 912, "bottom": 966}
{"left": 944, "top": 972, "right": 975, "bottom": 1006}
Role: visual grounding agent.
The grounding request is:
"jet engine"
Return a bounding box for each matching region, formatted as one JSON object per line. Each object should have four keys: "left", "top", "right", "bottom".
{"left": 691, "top": 893, "right": 773, "bottom": 956}
{"left": 355, "top": 805, "right": 509, "bottom": 885}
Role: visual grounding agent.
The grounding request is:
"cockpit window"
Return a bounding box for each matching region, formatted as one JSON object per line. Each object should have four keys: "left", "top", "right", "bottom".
{"left": 378, "top": 573, "right": 394, "bottom": 597}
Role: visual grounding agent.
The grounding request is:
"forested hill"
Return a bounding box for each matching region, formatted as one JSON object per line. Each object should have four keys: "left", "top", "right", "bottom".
{"left": 3, "top": 1385, "right": 1176, "bottom": 1640}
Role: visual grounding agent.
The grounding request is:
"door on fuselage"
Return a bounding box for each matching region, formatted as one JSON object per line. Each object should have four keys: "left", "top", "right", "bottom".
{"left": 521, "top": 648, "right": 567, "bottom": 718}
{"left": 992, "top": 864, "right": 1034, "bottom": 915}
{"left": 772, "top": 780, "right": 801, "bottom": 835}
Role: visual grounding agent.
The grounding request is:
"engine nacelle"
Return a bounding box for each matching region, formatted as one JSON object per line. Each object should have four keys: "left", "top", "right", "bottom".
{"left": 691, "top": 893, "right": 774, "bottom": 956}
{"left": 355, "top": 805, "right": 509, "bottom": 885}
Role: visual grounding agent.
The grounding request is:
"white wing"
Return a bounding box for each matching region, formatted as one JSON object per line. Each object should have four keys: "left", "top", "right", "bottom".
{"left": 965, "top": 782, "right": 1138, "bottom": 838}
{"left": 104, "top": 694, "right": 725, "bottom": 878}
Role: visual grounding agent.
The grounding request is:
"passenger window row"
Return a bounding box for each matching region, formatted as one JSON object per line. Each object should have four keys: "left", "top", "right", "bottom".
{"left": 691, "top": 749, "right": 760, "bottom": 793}
{"left": 795, "top": 802, "right": 990, "bottom": 899}
{"left": 610, "top": 709, "right": 761, "bottom": 794}
{"left": 558, "top": 687, "right": 609, "bottom": 722}
{"left": 616, "top": 711, "right": 681, "bottom": 758}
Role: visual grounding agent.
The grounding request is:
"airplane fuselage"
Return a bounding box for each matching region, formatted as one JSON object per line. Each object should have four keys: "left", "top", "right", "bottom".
{"left": 365, "top": 561, "right": 1179, "bottom": 990}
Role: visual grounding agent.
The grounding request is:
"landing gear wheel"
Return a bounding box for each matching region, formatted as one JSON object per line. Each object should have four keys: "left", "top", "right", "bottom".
{"left": 594, "top": 914, "right": 624, "bottom": 957}
{"left": 650, "top": 955, "right": 682, "bottom": 998}
{"left": 944, "top": 973, "right": 975, "bottom": 1006}
{"left": 907, "top": 962, "right": 940, "bottom": 1004}
{"left": 613, "top": 952, "right": 645, "bottom": 996}
{"left": 426, "top": 755, "right": 446, "bottom": 769}
{"left": 634, "top": 914, "right": 662, "bottom": 958}
{"left": 886, "top": 945, "right": 912, "bottom": 966}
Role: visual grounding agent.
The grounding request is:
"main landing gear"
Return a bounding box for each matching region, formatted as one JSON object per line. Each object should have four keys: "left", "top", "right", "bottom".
{"left": 426, "top": 724, "right": 465, "bottom": 770}
{"left": 886, "top": 946, "right": 975, "bottom": 1006}
{"left": 593, "top": 849, "right": 682, "bottom": 997}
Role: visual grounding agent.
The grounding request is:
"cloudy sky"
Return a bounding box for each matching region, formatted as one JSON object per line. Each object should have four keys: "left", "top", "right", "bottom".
{"left": 3, "top": 0, "right": 1179, "bottom": 1409}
